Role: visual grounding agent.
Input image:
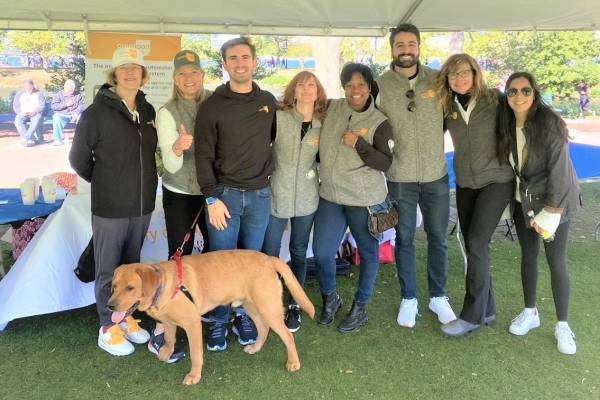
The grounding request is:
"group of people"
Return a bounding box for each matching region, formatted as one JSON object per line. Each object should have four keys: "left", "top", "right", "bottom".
{"left": 13, "top": 78, "right": 85, "bottom": 147}
{"left": 67, "top": 23, "right": 581, "bottom": 365}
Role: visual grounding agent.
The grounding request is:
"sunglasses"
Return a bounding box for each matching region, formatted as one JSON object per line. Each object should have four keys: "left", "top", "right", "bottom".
{"left": 447, "top": 70, "right": 472, "bottom": 80}
{"left": 406, "top": 90, "right": 416, "bottom": 112}
{"left": 506, "top": 87, "right": 534, "bottom": 97}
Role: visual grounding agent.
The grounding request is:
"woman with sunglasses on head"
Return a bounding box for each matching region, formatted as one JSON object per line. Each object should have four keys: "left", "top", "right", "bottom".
{"left": 313, "top": 63, "right": 394, "bottom": 333}
{"left": 261, "top": 71, "right": 327, "bottom": 333}
{"left": 497, "top": 72, "right": 581, "bottom": 354}
{"left": 431, "top": 54, "right": 514, "bottom": 337}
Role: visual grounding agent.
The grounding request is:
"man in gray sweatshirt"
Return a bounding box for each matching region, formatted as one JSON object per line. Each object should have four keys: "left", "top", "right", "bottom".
{"left": 375, "top": 23, "right": 456, "bottom": 328}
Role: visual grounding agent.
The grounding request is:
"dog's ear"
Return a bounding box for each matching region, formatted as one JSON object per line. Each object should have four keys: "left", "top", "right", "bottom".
{"left": 136, "top": 266, "right": 161, "bottom": 310}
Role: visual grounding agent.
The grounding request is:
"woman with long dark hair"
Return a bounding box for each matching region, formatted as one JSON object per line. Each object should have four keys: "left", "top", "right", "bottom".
{"left": 497, "top": 72, "right": 581, "bottom": 355}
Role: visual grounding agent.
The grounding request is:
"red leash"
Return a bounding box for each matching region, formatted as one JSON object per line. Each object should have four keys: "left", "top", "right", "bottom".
{"left": 170, "top": 204, "right": 205, "bottom": 300}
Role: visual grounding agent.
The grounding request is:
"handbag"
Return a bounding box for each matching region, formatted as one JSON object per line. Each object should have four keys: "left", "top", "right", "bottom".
{"left": 74, "top": 238, "right": 95, "bottom": 283}
{"left": 367, "top": 195, "right": 398, "bottom": 235}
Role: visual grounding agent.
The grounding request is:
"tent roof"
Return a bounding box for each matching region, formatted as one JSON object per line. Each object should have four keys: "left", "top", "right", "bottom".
{"left": 1, "top": 0, "right": 600, "bottom": 36}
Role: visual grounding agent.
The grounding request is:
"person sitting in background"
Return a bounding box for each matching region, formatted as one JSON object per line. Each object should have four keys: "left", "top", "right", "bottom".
{"left": 51, "top": 79, "right": 85, "bottom": 145}
{"left": 261, "top": 71, "right": 327, "bottom": 332}
{"left": 13, "top": 79, "right": 46, "bottom": 147}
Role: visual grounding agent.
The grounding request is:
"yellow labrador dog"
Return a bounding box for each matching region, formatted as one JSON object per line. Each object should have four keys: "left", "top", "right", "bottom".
{"left": 107, "top": 249, "right": 315, "bottom": 385}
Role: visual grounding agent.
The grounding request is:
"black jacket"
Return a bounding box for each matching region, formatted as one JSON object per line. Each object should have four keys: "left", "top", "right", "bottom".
{"left": 512, "top": 117, "right": 581, "bottom": 223}
{"left": 194, "top": 82, "right": 276, "bottom": 198}
{"left": 69, "top": 84, "right": 158, "bottom": 218}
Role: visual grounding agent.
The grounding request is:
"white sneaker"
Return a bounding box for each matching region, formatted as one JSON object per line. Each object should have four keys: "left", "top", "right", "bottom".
{"left": 397, "top": 298, "right": 419, "bottom": 328}
{"left": 98, "top": 325, "right": 135, "bottom": 356}
{"left": 429, "top": 297, "right": 457, "bottom": 324}
{"left": 509, "top": 308, "right": 540, "bottom": 335}
{"left": 119, "top": 316, "right": 151, "bottom": 344}
{"left": 555, "top": 322, "right": 576, "bottom": 355}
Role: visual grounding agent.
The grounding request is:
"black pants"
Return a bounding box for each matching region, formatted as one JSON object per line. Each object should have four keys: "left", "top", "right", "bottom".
{"left": 513, "top": 202, "right": 571, "bottom": 321}
{"left": 456, "top": 181, "right": 513, "bottom": 324}
{"left": 162, "top": 186, "right": 210, "bottom": 258}
{"left": 93, "top": 213, "right": 152, "bottom": 326}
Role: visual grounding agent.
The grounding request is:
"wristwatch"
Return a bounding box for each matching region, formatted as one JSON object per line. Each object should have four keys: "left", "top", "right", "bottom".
{"left": 205, "top": 197, "right": 218, "bottom": 205}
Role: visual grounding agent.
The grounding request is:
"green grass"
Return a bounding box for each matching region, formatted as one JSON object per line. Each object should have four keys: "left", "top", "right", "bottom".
{"left": 1, "top": 183, "right": 600, "bottom": 399}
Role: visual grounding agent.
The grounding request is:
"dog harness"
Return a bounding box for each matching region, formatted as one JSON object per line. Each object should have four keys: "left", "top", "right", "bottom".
{"left": 149, "top": 258, "right": 194, "bottom": 307}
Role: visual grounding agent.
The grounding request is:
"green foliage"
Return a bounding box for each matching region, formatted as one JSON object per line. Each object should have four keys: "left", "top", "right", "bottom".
{"left": 0, "top": 96, "right": 13, "bottom": 113}
{"left": 367, "top": 62, "right": 387, "bottom": 79}
{"left": 464, "top": 31, "right": 600, "bottom": 96}
{"left": 588, "top": 86, "right": 600, "bottom": 99}
{"left": 6, "top": 31, "right": 70, "bottom": 68}
{"left": 45, "top": 32, "right": 86, "bottom": 94}
{"left": 258, "top": 75, "right": 290, "bottom": 85}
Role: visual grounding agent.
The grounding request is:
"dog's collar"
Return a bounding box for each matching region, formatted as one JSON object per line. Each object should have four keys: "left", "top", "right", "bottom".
{"left": 149, "top": 264, "right": 163, "bottom": 307}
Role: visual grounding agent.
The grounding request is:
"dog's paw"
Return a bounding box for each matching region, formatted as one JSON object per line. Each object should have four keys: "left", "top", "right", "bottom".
{"left": 183, "top": 372, "right": 201, "bottom": 385}
{"left": 286, "top": 360, "right": 301, "bottom": 372}
{"left": 158, "top": 346, "right": 174, "bottom": 362}
{"left": 243, "top": 343, "right": 261, "bottom": 354}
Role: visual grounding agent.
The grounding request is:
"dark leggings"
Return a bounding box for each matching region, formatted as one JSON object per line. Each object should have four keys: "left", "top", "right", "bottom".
{"left": 513, "top": 202, "right": 571, "bottom": 321}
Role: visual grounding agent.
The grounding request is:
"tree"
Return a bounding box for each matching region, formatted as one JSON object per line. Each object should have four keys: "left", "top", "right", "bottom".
{"left": 6, "top": 31, "right": 69, "bottom": 69}
{"left": 465, "top": 31, "right": 600, "bottom": 96}
{"left": 45, "top": 32, "right": 86, "bottom": 94}
{"left": 311, "top": 37, "right": 343, "bottom": 99}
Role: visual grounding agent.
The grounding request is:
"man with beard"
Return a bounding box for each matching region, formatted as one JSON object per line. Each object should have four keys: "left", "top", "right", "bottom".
{"left": 194, "top": 37, "right": 277, "bottom": 352}
{"left": 375, "top": 23, "right": 455, "bottom": 329}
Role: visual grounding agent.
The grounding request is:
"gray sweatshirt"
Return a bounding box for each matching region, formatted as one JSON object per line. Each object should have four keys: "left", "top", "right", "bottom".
{"left": 376, "top": 64, "right": 447, "bottom": 183}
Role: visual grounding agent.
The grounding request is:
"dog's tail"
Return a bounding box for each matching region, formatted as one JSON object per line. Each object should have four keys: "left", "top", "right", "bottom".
{"left": 271, "top": 257, "right": 315, "bottom": 319}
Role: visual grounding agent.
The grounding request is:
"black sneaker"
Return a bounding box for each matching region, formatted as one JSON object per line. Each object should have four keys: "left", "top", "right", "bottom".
{"left": 147, "top": 331, "right": 185, "bottom": 363}
{"left": 285, "top": 305, "right": 301, "bottom": 333}
{"left": 206, "top": 322, "right": 228, "bottom": 351}
{"left": 232, "top": 314, "right": 257, "bottom": 345}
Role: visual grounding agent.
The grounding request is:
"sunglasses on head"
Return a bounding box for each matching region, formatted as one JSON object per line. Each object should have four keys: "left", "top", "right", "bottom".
{"left": 506, "top": 87, "right": 534, "bottom": 97}
{"left": 406, "top": 90, "right": 416, "bottom": 112}
{"left": 447, "top": 70, "right": 472, "bottom": 80}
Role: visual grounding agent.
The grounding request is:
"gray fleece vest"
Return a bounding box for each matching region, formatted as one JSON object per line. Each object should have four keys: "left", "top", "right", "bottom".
{"left": 161, "top": 90, "right": 211, "bottom": 194}
{"left": 270, "top": 109, "right": 321, "bottom": 218}
{"left": 376, "top": 64, "right": 447, "bottom": 183}
{"left": 319, "top": 98, "right": 388, "bottom": 207}
{"left": 444, "top": 95, "right": 513, "bottom": 189}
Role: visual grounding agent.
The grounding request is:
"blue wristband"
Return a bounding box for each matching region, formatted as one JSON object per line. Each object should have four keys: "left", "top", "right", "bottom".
{"left": 205, "top": 197, "right": 218, "bottom": 205}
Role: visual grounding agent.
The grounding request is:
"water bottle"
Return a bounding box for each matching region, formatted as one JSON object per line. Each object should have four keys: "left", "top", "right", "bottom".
{"left": 527, "top": 211, "right": 555, "bottom": 242}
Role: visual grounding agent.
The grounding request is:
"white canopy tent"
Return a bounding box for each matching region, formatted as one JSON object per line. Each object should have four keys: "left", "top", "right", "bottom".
{"left": 1, "top": 0, "right": 599, "bottom": 36}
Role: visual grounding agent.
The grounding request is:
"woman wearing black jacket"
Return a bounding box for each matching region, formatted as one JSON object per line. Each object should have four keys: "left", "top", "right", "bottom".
{"left": 69, "top": 47, "right": 157, "bottom": 357}
{"left": 497, "top": 72, "right": 581, "bottom": 355}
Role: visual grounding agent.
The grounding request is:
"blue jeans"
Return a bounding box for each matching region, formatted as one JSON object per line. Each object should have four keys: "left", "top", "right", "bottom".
{"left": 388, "top": 174, "right": 450, "bottom": 299}
{"left": 312, "top": 197, "right": 380, "bottom": 303}
{"left": 52, "top": 113, "right": 77, "bottom": 142}
{"left": 207, "top": 185, "right": 271, "bottom": 324}
{"left": 262, "top": 212, "right": 315, "bottom": 288}
{"left": 14, "top": 114, "right": 43, "bottom": 141}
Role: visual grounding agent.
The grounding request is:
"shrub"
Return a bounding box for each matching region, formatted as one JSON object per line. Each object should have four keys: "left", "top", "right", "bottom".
{"left": 589, "top": 86, "right": 600, "bottom": 100}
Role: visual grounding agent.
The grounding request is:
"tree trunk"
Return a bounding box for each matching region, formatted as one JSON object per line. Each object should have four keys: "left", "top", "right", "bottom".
{"left": 450, "top": 32, "right": 464, "bottom": 55}
{"left": 311, "top": 36, "right": 343, "bottom": 99}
